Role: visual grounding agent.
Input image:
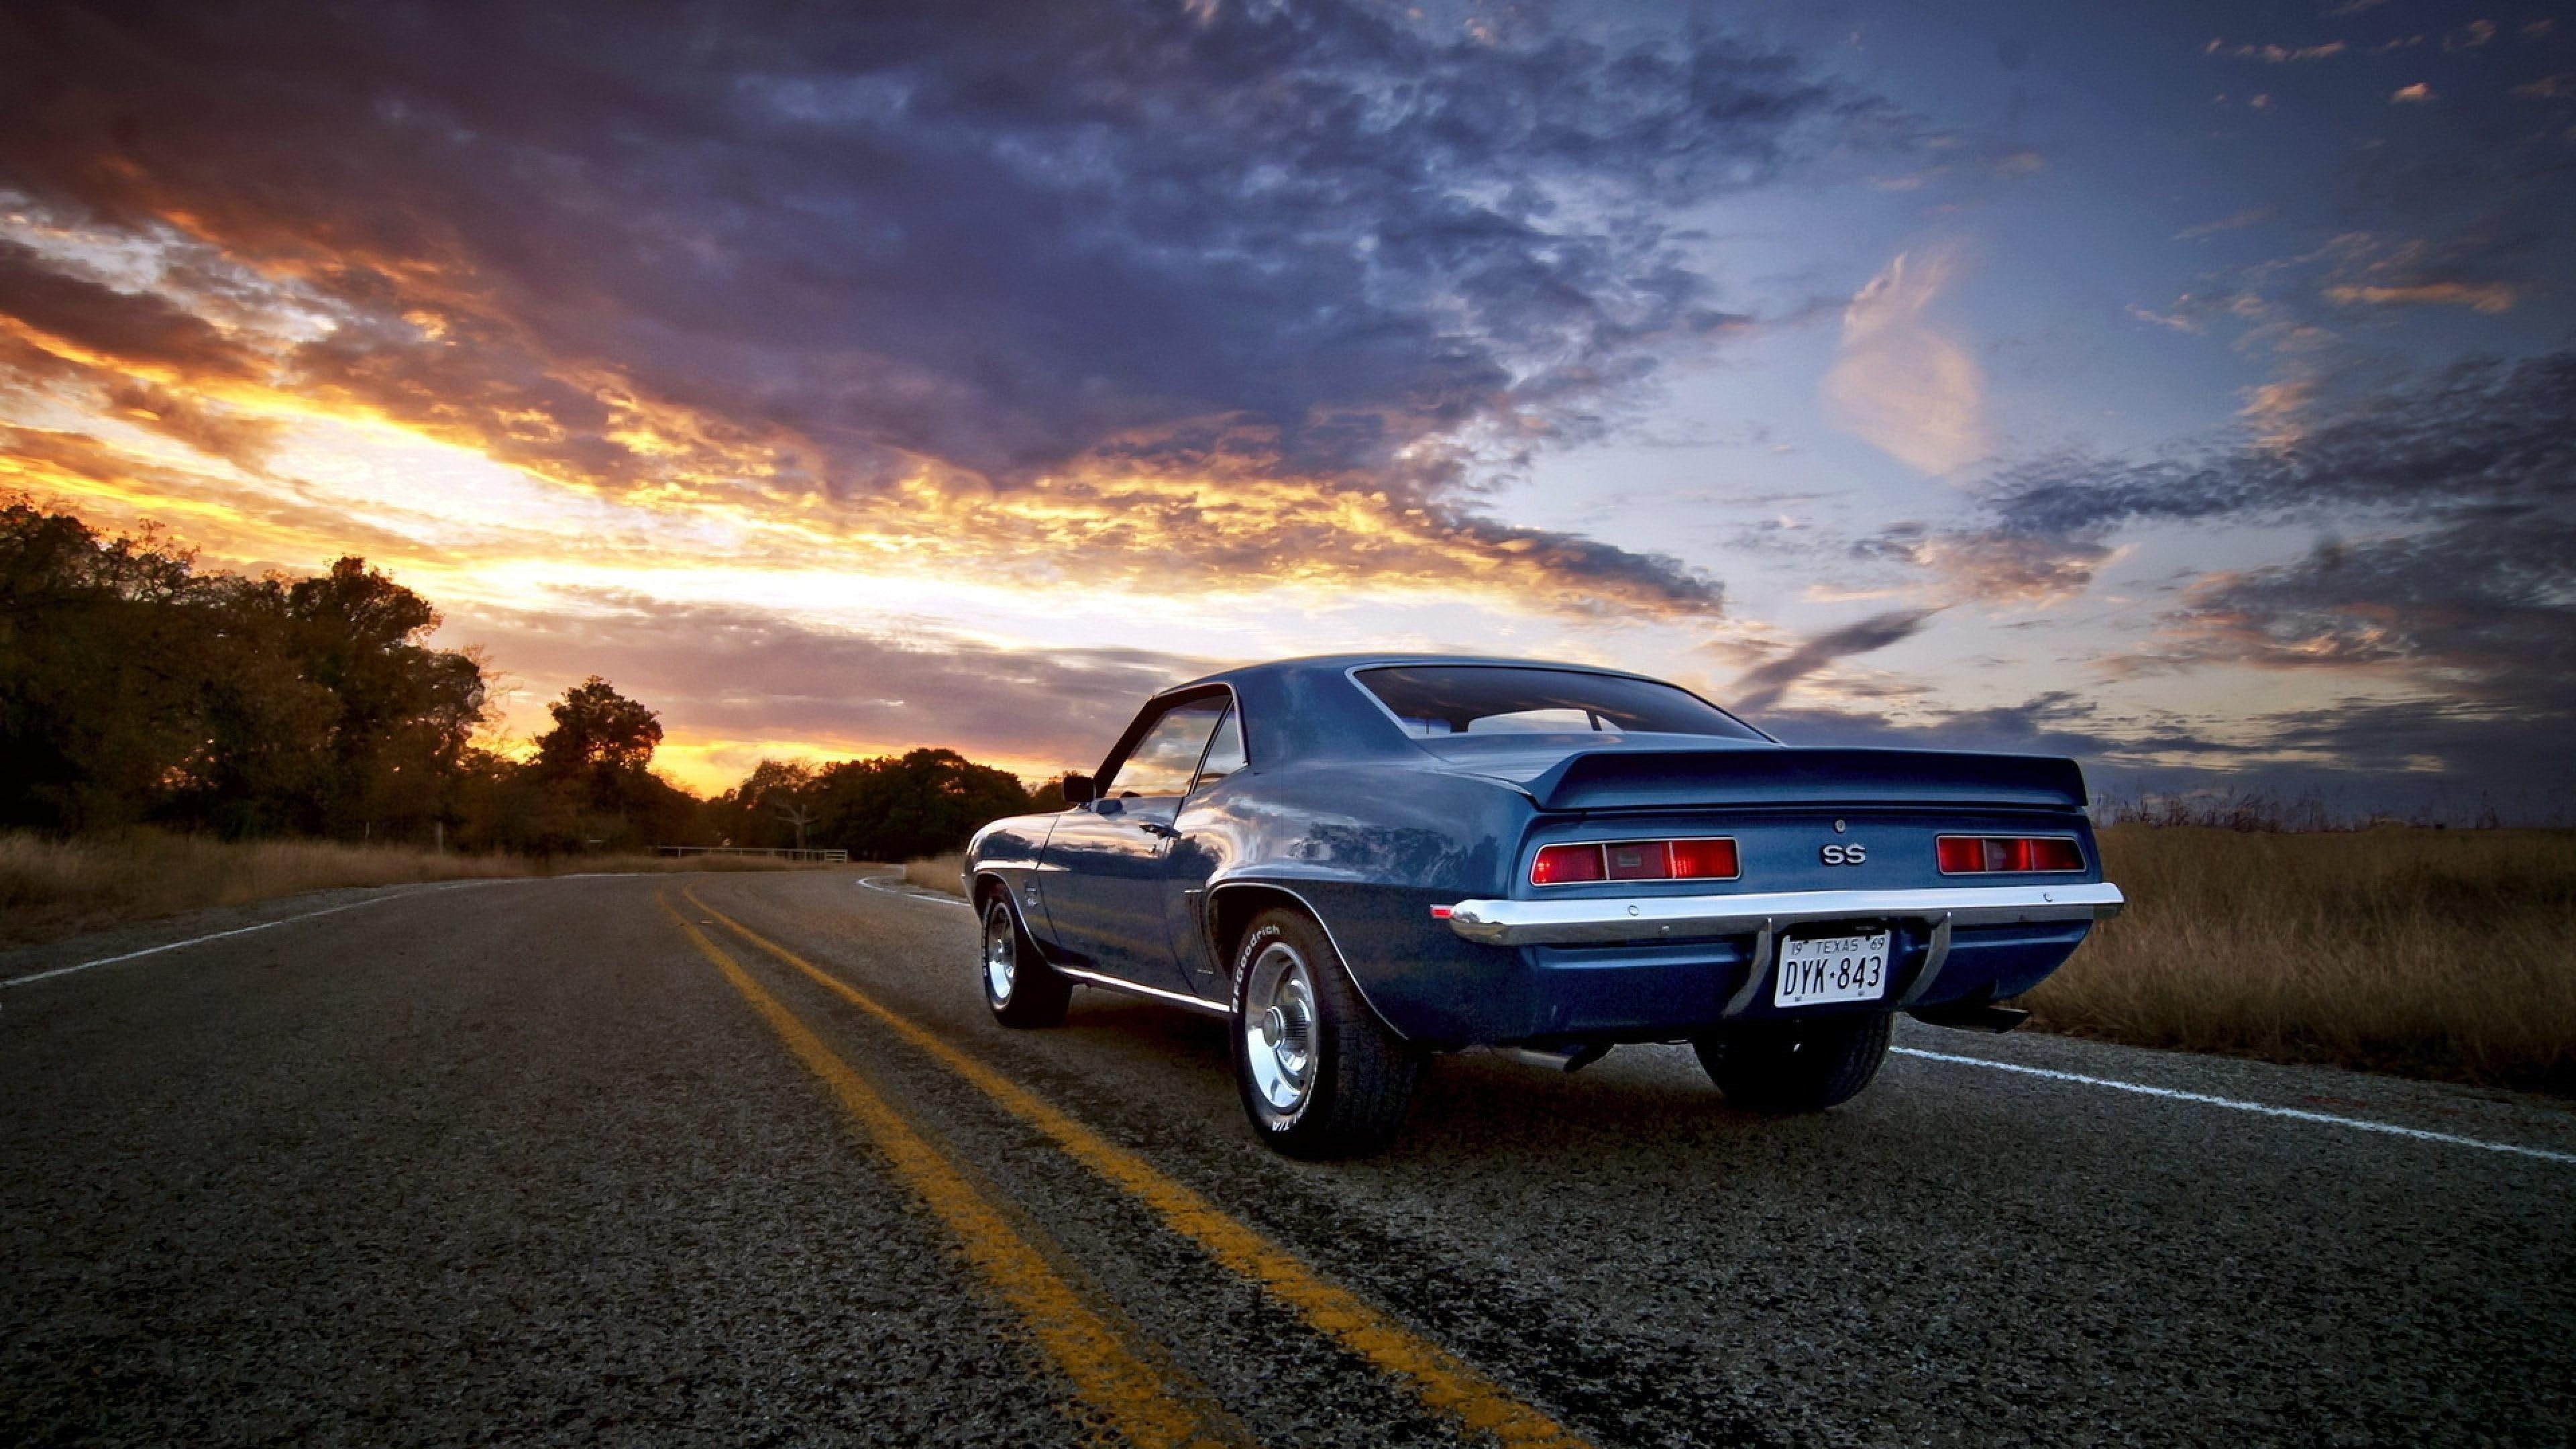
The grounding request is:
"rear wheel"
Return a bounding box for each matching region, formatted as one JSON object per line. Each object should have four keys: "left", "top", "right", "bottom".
{"left": 1695, "top": 1012, "right": 1892, "bottom": 1113}
{"left": 1231, "top": 908, "right": 1420, "bottom": 1159}
{"left": 981, "top": 894, "right": 1070, "bottom": 1027}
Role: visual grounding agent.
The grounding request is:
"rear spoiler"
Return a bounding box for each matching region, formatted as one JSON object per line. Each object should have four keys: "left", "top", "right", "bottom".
{"left": 1518, "top": 747, "right": 2088, "bottom": 813}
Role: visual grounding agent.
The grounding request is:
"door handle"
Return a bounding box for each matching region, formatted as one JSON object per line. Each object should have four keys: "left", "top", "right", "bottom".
{"left": 1137, "top": 822, "right": 1180, "bottom": 839}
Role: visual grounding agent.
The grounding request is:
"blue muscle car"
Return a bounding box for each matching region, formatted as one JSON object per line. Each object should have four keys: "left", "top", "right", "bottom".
{"left": 965, "top": 655, "right": 2125, "bottom": 1157}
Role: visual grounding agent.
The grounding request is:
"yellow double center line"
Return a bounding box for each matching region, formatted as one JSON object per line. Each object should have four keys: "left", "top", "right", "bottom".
{"left": 674, "top": 885, "right": 1591, "bottom": 1449}
{"left": 659, "top": 894, "right": 1254, "bottom": 1449}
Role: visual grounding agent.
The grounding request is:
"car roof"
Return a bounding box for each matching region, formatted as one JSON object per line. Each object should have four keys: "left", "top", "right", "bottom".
{"left": 1161, "top": 653, "right": 1664, "bottom": 698}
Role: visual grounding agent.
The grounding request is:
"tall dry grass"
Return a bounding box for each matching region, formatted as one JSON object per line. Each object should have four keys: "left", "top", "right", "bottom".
{"left": 2024, "top": 825, "right": 2576, "bottom": 1093}
{"left": 0, "top": 831, "right": 823, "bottom": 949}
{"left": 903, "top": 851, "right": 968, "bottom": 896}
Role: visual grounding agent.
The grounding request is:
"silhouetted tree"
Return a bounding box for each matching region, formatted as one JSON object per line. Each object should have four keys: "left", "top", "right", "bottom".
{"left": 525, "top": 676, "right": 700, "bottom": 851}
{"left": 710, "top": 758, "right": 817, "bottom": 849}
{"left": 807, "top": 748, "right": 1032, "bottom": 861}
{"left": 0, "top": 498, "right": 490, "bottom": 840}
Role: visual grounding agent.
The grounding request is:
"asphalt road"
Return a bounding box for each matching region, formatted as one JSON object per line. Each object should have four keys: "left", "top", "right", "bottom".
{"left": 5, "top": 871, "right": 2572, "bottom": 1448}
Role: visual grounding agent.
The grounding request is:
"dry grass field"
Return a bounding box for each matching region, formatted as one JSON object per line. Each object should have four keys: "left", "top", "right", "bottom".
{"left": 2026, "top": 825, "right": 2576, "bottom": 1095}
{"left": 904, "top": 851, "right": 968, "bottom": 895}
{"left": 0, "top": 832, "right": 822, "bottom": 949}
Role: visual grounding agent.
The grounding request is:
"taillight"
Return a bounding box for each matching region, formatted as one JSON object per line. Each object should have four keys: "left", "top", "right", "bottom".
{"left": 1532, "top": 843, "right": 1607, "bottom": 884}
{"left": 1532, "top": 838, "right": 1737, "bottom": 886}
{"left": 1667, "top": 838, "right": 1740, "bottom": 879}
{"left": 1605, "top": 842, "right": 1670, "bottom": 880}
{"left": 1937, "top": 835, "right": 2084, "bottom": 873}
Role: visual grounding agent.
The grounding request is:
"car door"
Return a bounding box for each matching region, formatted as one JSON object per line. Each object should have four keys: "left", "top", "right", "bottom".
{"left": 1040, "top": 692, "right": 1228, "bottom": 991}
{"left": 1161, "top": 700, "right": 1246, "bottom": 1000}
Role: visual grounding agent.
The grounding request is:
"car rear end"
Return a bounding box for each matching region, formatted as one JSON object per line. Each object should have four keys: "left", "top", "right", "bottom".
{"left": 1432, "top": 745, "right": 2123, "bottom": 1046}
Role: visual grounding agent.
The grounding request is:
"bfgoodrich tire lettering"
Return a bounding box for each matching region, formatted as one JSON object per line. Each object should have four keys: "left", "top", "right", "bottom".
{"left": 1694, "top": 1011, "right": 1892, "bottom": 1113}
{"left": 1230, "top": 907, "right": 1420, "bottom": 1159}
{"left": 981, "top": 894, "right": 1071, "bottom": 1028}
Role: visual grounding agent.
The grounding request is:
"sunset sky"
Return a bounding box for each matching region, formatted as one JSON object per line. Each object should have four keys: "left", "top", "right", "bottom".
{"left": 3, "top": 1, "right": 2571, "bottom": 815}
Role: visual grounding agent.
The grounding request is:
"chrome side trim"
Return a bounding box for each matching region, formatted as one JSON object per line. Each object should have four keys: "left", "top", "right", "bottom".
{"left": 1053, "top": 965, "right": 1231, "bottom": 1018}
{"left": 1444, "top": 882, "right": 2125, "bottom": 947}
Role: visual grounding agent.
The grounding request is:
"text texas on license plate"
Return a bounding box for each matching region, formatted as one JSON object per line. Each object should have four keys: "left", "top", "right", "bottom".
{"left": 1773, "top": 929, "right": 1891, "bottom": 1008}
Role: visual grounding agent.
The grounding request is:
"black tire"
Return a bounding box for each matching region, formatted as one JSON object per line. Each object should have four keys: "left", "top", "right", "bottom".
{"left": 981, "top": 894, "right": 1070, "bottom": 1028}
{"left": 1230, "top": 908, "right": 1421, "bottom": 1159}
{"left": 1694, "top": 1012, "right": 1892, "bottom": 1113}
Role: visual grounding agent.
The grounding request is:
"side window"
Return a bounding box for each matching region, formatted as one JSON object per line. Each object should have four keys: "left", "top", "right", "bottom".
{"left": 1102, "top": 696, "right": 1226, "bottom": 798}
{"left": 1193, "top": 704, "right": 1246, "bottom": 790}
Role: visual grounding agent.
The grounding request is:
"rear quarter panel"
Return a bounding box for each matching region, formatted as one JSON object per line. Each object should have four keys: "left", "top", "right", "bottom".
{"left": 1181, "top": 761, "right": 1535, "bottom": 1043}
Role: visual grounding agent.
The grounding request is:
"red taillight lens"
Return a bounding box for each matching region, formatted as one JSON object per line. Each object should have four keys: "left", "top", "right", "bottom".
{"left": 1604, "top": 841, "right": 1672, "bottom": 880}
{"left": 2028, "top": 837, "right": 2084, "bottom": 871}
{"left": 1937, "top": 835, "right": 2084, "bottom": 873}
{"left": 1668, "top": 837, "right": 1739, "bottom": 879}
{"left": 1534, "top": 837, "right": 1737, "bottom": 885}
{"left": 1532, "top": 843, "right": 1606, "bottom": 884}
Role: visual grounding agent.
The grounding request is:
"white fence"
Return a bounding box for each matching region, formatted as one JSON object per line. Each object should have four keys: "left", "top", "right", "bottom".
{"left": 657, "top": 845, "right": 849, "bottom": 863}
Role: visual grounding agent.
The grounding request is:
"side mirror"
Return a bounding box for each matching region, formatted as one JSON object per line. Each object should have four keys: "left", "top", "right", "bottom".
{"left": 1061, "top": 773, "right": 1097, "bottom": 806}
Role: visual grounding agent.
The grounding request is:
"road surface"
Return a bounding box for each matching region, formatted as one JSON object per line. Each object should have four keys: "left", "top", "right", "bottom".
{"left": 5, "top": 871, "right": 2571, "bottom": 1446}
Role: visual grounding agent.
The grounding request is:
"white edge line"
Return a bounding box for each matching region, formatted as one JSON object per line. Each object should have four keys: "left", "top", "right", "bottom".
{"left": 1892, "top": 1045, "right": 2576, "bottom": 1166}
{"left": 856, "top": 873, "right": 974, "bottom": 909}
{"left": 1, "top": 875, "right": 598, "bottom": 989}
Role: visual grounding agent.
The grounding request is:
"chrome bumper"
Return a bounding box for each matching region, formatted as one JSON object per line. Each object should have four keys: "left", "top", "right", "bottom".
{"left": 1442, "top": 882, "right": 2126, "bottom": 947}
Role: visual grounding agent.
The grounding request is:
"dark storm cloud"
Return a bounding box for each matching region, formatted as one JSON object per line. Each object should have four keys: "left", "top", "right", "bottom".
{"left": 0, "top": 0, "right": 1852, "bottom": 614}
{"left": 0, "top": 239, "right": 260, "bottom": 379}
{"left": 1758, "top": 688, "right": 2576, "bottom": 824}
{"left": 1982, "top": 350, "right": 2576, "bottom": 536}
{"left": 1756, "top": 690, "right": 2222, "bottom": 763}
{"left": 1727, "top": 607, "right": 1937, "bottom": 712}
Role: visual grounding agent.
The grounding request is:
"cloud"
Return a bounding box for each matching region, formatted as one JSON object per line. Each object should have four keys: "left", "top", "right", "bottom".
{"left": 1727, "top": 608, "right": 1938, "bottom": 712}
{"left": 2205, "top": 39, "right": 2349, "bottom": 62}
{"left": 0, "top": 238, "right": 262, "bottom": 380}
{"left": 1819, "top": 250, "right": 1988, "bottom": 476}
{"left": 458, "top": 592, "right": 1225, "bottom": 778}
{"left": 2090, "top": 518, "right": 2576, "bottom": 803}
{"left": 2392, "top": 82, "right": 2436, "bottom": 102}
{"left": 2175, "top": 209, "right": 2269, "bottom": 241}
{"left": 2122, "top": 521, "right": 2576, "bottom": 713}
{"left": 1981, "top": 350, "right": 2576, "bottom": 535}
{"left": 1874, "top": 351, "right": 2576, "bottom": 806}
{"left": 2127, "top": 304, "right": 2203, "bottom": 333}
{"left": 0, "top": 1, "right": 1869, "bottom": 620}
{"left": 2324, "top": 280, "right": 2517, "bottom": 311}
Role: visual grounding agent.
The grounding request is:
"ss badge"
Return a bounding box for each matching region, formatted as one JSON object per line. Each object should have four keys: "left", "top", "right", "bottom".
{"left": 1819, "top": 843, "right": 1868, "bottom": 865}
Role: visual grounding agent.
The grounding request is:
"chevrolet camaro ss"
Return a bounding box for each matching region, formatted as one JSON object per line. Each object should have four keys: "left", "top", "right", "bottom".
{"left": 964, "top": 655, "right": 2125, "bottom": 1157}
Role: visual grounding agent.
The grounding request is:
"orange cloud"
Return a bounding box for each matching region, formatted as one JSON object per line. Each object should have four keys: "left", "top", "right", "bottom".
{"left": 1821, "top": 250, "right": 1988, "bottom": 478}
{"left": 2324, "top": 281, "right": 2517, "bottom": 312}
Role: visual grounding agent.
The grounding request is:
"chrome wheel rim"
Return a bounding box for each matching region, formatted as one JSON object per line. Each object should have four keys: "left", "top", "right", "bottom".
{"left": 1242, "top": 942, "right": 1318, "bottom": 1115}
{"left": 983, "top": 906, "right": 1016, "bottom": 1004}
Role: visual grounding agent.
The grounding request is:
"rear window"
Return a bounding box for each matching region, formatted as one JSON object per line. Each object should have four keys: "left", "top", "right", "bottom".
{"left": 1354, "top": 665, "right": 1765, "bottom": 740}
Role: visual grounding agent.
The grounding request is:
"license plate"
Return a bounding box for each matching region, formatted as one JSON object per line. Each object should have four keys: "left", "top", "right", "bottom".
{"left": 1773, "top": 929, "right": 1891, "bottom": 1008}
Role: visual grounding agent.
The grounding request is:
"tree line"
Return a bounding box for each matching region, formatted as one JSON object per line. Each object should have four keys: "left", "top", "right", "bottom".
{"left": 1, "top": 495, "right": 1051, "bottom": 859}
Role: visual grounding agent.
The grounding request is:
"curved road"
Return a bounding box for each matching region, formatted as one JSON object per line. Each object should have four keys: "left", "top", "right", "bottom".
{"left": 4, "top": 871, "right": 2571, "bottom": 1446}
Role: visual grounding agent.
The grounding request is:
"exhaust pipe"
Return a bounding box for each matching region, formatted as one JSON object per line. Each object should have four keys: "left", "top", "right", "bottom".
{"left": 1495, "top": 1042, "right": 1611, "bottom": 1073}
{"left": 1907, "top": 1003, "right": 2030, "bottom": 1034}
